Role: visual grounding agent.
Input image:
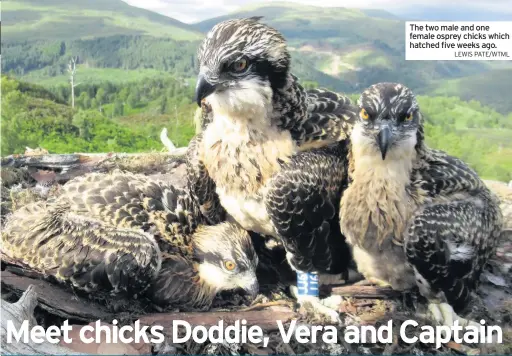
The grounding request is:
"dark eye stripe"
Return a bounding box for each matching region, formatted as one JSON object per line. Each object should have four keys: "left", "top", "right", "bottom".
{"left": 194, "top": 251, "right": 222, "bottom": 263}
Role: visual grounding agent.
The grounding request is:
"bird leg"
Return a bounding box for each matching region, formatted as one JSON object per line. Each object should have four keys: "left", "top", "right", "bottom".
{"left": 427, "top": 302, "right": 482, "bottom": 338}
{"left": 290, "top": 272, "right": 342, "bottom": 324}
{"left": 290, "top": 285, "right": 342, "bottom": 324}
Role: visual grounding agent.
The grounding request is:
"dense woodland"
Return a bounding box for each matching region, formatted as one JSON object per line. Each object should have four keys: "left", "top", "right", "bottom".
{"left": 3, "top": 37, "right": 199, "bottom": 78}
{"left": 2, "top": 1, "right": 511, "bottom": 182}
{"left": 1, "top": 74, "right": 511, "bottom": 182}
{"left": 1, "top": 75, "right": 196, "bottom": 155}
{"left": 7, "top": 36, "right": 508, "bottom": 108}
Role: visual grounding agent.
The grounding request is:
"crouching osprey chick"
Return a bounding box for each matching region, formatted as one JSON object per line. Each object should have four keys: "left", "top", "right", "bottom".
{"left": 1, "top": 172, "right": 258, "bottom": 309}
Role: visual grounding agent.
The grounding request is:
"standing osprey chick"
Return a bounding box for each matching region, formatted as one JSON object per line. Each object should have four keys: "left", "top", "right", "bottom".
{"left": 188, "top": 17, "right": 357, "bottom": 321}
{"left": 340, "top": 83, "right": 503, "bottom": 327}
{"left": 1, "top": 172, "right": 258, "bottom": 309}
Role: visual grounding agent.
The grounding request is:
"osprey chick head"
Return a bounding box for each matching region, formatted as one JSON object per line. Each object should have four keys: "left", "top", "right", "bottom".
{"left": 193, "top": 222, "right": 259, "bottom": 298}
{"left": 195, "top": 17, "right": 290, "bottom": 120}
{"left": 354, "top": 83, "right": 420, "bottom": 160}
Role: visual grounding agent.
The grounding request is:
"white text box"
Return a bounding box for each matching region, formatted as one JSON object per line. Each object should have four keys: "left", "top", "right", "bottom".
{"left": 405, "top": 21, "right": 512, "bottom": 61}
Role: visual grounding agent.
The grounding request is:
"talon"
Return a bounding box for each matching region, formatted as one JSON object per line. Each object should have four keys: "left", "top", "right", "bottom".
{"left": 290, "top": 286, "right": 342, "bottom": 324}
{"left": 428, "top": 302, "right": 482, "bottom": 333}
{"left": 321, "top": 295, "right": 343, "bottom": 310}
{"left": 428, "top": 303, "right": 444, "bottom": 324}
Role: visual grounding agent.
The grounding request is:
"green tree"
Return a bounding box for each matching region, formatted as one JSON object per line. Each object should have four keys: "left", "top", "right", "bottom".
{"left": 113, "top": 100, "right": 124, "bottom": 116}
{"left": 72, "top": 112, "right": 92, "bottom": 141}
{"left": 119, "top": 87, "right": 130, "bottom": 102}
{"left": 158, "top": 96, "right": 168, "bottom": 114}
{"left": 77, "top": 92, "right": 90, "bottom": 109}
{"left": 84, "top": 95, "right": 92, "bottom": 109}
{"left": 302, "top": 81, "right": 319, "bottom": 90}
{"left": 127, "top": 93, "right": 139, "bottom": 108}
{"left": 96, "top": 88, "right": 106, "bottom": 105}
{"left": 91, "top": 98, "right": 98, "bottom": 110}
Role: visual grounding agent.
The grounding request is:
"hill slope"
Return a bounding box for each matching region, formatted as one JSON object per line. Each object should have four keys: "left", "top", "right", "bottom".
{"left": 3, "top": 35, "right": 200, "bottom": 79}
{"left": 194, "top": 2, "right": 511, "bottom": 92}
{"left": 194, "top": 2, "right": 404, "bottom": 49}
{"left": 418, "top": 69, "right": 512, "bottom": 114}
{"left": 3, "top": 0, "right": 512, "bottom": 111}
{"left": 1, "top": 75, "right": 197, "bottom": 155}
{"left": 2, "top": 0, "right": 203, "bottom": 41}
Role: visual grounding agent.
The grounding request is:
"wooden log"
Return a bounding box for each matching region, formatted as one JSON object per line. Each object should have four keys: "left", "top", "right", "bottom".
{"left": 2, "top": 269, "right": 297, "bottom": 333}
{"left": 327, "top": 285, "right": 402, "bottom": 299}
{"left": 1, "top": 149, "right": 187, "bottom": 170}
{"left": 1, "top": 149, "right": 188, "bottom": 188}
{"left": 1, "top": 270, "right": 114, "bottom": 322}
{"left": 1, "top": 285, "right": 85, "bottom": 355}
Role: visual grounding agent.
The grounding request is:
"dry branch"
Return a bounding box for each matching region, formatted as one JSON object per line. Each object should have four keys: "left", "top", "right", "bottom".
{"left": 2, "top": 269, "right": 297, "bottom": 334}
{"left": 1, "top": 149, "right": 187, "bottom": 170}
{"left": 160, "top": 128, "right": 176, "bottom": 151}
{"left": 1, "top": 149, "right": 187, "bottom": 186}
{"left": 68, "top": 56, "right": 79, "bottom": 109}
{"left": 327, "top": 285, "right": 402, "bottom": 299}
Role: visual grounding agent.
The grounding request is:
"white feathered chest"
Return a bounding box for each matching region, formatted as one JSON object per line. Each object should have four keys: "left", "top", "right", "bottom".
{"left": 201, "top": 113, "right": 297, "bottom": 236}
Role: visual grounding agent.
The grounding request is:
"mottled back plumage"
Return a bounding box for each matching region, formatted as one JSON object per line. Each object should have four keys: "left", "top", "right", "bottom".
{"left": 300, "top": 88, "right": 358, "bottom": 148}
{"left": 61, "top": 172, "right": 202, "bottom": 249}
{"left": 2, "top": 172, "right": 259, "bottom": 309}
{"left": 266, "top": 142, "right": 352, "bottom": 273}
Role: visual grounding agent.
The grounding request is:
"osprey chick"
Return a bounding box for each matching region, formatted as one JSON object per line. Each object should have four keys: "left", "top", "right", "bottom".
{"left": 189, "top": 17, "right": 357, "bottom": 321}
{"left": 340, "top": 83, "right": 503, "bottom": 327}
{"left": 1, "top": 172, "right": 258, "bottom": 309}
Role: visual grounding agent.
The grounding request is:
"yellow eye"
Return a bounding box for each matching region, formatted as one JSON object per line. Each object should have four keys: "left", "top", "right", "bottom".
{"left": 232, "top": 58, "right": 248, "bottom": 72}
{"left": 360, "top": 108, "right": 369, "bottom": 120}
{"left": 224, "top": 260, "right": 236, "bottom": 271}
{"left": 406, "top": 113, "right": 413, "bottom": 121}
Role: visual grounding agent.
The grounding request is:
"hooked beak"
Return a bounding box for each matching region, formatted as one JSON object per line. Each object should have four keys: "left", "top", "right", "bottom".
{"left": 242, "top": 277, "right": 259, "bottom": 300}
{"left": 377, "top": 126, "right": 391, "bottom": 160}
{"left": 194, "top": 74, "right": 216, "bottom": 107}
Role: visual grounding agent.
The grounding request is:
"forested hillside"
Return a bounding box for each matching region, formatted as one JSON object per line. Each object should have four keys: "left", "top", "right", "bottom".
{"left": 194, "top": 3, "right": 500, "bottom": 93}
{"left": 419, "top": 68, "right": 512, "bottom": 114}
{"left": 419, "top": 97, "right": 512, "bottom": 181}
{"left": 2, "top": 74, "right": 511, "bottom": 181}
{"left": 1, "top": 76, "right": 196, "bottom": 155}
{"left": 5, "top": 0, "right": 512, "bottom": 103}
{"left": 3, "top": 36, "right": 199, "bottom": 79}
{"left": 2, "top": 0, "right": 511, "bottom": 182}
{"left": 2, "top": 0, "right": 202, "bottom": 41}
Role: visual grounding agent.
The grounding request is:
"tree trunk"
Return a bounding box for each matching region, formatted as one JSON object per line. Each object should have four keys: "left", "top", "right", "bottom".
{"left": 70, "top": 75, "right": 75, "bottom": 108}
{"left": 1, "top": 285, "right": 84, "bottom": 355}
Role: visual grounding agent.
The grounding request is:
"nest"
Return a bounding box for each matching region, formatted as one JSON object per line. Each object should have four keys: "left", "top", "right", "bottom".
{"left": 1, "top": 150, "right": 511, "bottom": 355}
